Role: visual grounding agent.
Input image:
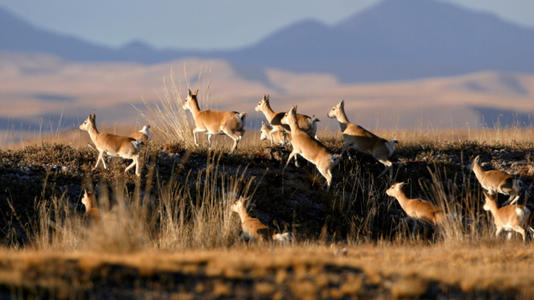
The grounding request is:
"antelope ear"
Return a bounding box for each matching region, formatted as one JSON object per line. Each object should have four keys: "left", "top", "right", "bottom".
{"left": 188, "top": 89, "right": 192, "bottom": 96}
{"left": 89, "top": 113, "right": 95, "bottom": 120}
{"left": 339, "top": 100, "right": 344, "bottom": 108}
{"left": 194, "top": 89, "right": 199, "bottom": 96}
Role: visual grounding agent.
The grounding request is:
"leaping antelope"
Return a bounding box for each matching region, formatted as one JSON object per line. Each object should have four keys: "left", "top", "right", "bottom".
{"left": 327, "top": 100, "right": 398, "bottom": 177}
{"left": 386, "top": 182, "right": 446, "bottom": 226}
{"left": 281, "top": 106, "right": 339, "bottom": 190}
{"left": 471, "top": 155, "right": 521, "bottom": 205}
{"left": 260, "top": 120, "right": 288, "bottom": 147}
{"left": 79, "top": 114, "right": 142, "bottom": 176}
{"left": 255, "top": 95, "right": 319, "bottom": 139}
{"left": 231, "top": 197, "right": 292, "bottom": 244}
{"left": 482, "top": 191, "right": 533, "bottom": 241}
{"left": 183, "top": 89, "right": 246, "bottom": 153}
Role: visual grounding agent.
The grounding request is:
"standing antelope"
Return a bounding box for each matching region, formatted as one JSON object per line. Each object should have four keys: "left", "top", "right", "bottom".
{"left": 328, "top": 100, "right": 398, "bottom": 177}
{"left": 231, "top": 197, "right": 292, "bottom": 243}
{"left": 482, "top": 191, "right": 533, "bottom": 241}
{"left": 260, "top": 120, "right": 288, "bottom": 147}
{"left": 471, "top": 155, "right": 521, "bottom": 205}
{"left": 281, "top": 106, "right": 339, "bottom": 190}
{"left": 255, "top": 95, "right": 319, "bottom": 139}
{"left": 79, "top": 114, "right": 142, "bottom": 176}
{"left": 129, "top": 125, "right": 151, "bottom": 144}
{"left": 183, "top": 89, "right": 246, "bottom": 153}
{"left": 386, "top": 182, "right": 446, "bottom": 226}
{"left": 81, "top": 190, "right": 100, "bottom": 218}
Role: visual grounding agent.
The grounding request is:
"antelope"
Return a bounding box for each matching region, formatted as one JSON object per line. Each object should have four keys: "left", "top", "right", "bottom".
{"left": 183, "top": 89, "right": 246, "bottom": 153}
{"left": 482, "top": 191, "right": 533, "bottom": 241}
{"left": 231, "top": 197, "right": 292, "bottom": 243}
{"left": 255, "top": 95, "right": 319, "bottom": 139}
{"left": 81, "top": 190, "right": 100, "bottom": 218}
{"left": 471, "top": 155, "right": 521, "bottom": 205}
{"left": 79, "top": 114, "right": 142, "bottom": 176}
{"left": 386, "top": 182, "right": 446, "bottom": 226}
{"left": 260, "top": 120, "right": 288, "bottom": 147}
{"left": 327, "top": 100, "right": 398, "bottom": 177}
{"left": 281, "top": 106, "right": 340, "bottom": 190}
{"left": 129, "top": 125, "right": 151, "bottom": 144}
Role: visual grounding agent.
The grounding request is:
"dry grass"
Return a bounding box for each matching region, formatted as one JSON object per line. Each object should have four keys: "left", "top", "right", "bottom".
{"left": 1, "top": 243, "right": 534, "bottom": 298}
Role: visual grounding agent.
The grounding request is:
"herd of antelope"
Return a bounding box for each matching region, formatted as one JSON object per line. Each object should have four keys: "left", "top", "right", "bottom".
{"left": 77, "top": 89, "right": 532, "bottom": 242}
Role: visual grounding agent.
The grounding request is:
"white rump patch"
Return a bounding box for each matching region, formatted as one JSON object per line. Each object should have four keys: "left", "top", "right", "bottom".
{"left": 140, "top": 125, "right": 151, "bottom": 139}
{"left": 273, "top": 232, "right": 292, "bottom": 244}
{"left": 516, "top": 207, "right": 525, "bottom": 218}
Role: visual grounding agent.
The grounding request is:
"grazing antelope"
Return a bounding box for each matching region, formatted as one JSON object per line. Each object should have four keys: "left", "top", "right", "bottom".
{"left": 81, "top": 190, "right": 100, "bottom": 218}
{"left": 471, "top": 155, "right": 521, "bottom": 205}
{"left": 327, "top": 100, "right": 398, "bottom": 177}
{"left": 129, "top": 125, "right": 151, "bottom": 144}
{"left": 231, "top": 197, "right": 291, "bottom": 243}
{"left": 260, "top": 120, "right": 288, "bottom": 147}
{"left": 482, "top": 191, "right": 533, "bottom": 241}
{"left": 79, "top": 114, "right": 142, "bottom": 176}
{"left": 255, "top": 95, "right": 319, "bottom": 139}
{"left": 281, "top": 106, "right": 340, "bottom": 190}
{"left": 183, "top": 89, "right": 246, "bottom": 153}
{"left": 386, "top": 182, "right": 446, "bottom": 226}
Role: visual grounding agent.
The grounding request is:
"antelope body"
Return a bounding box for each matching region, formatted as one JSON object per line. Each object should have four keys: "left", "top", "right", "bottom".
{"left": 260, "top": 121, "right": 288, "bottom": 147}
{"left": 129, "top": 125, "right": 151, "bottom": 143}
{"left": 483, "top": 191, "right": 533, "bottom": 241}
{"left": 386, "top": 182, "right": 446, "bottom": 226}
{"left": 328, "top": 100, "right": 398, "bottom": 177}
{"left": 79, "top": 114, "right": 142, "bottom": 176}
{"left": 231, "top": 197, "right": 291, "bottom": 243}
{"left": 183, "top": 89, "right": 246, "bottom": 153}
{"left": 81, "top": 190, "right": 100, "bottom": 218}
{"left": 281, "top": 106, "right": 339, "bottom": 190}
{"left": 471, "top": 155, "right": 520, "bottom": 205}
{"left": 255, "top": 95, "right": 318, "bottom": 139}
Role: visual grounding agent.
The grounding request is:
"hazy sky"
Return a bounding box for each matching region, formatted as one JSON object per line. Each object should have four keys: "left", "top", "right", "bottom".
{"left": 1, "top": 0, "right": 533, "bottom": 50}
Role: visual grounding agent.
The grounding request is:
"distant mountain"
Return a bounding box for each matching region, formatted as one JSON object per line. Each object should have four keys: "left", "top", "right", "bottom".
{"left": 2, "top": 0, "right": 534, "bottom": 82}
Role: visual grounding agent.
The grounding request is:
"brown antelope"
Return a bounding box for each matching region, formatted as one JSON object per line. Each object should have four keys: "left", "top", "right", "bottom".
{"left": 255, "top": 95, "right": 319, "bottom": 139}
{"left": 327, "top": 100, "right": 398, "bottom": 177}
{"left": 183, "top": 89, "right": 246, "bottom": 153}
{"left": 471, "top": 155, "right": 521, "bottom": 205}
{"left": 482, "top": 191, "right": 533, "bottom": 241}
{"left": 79, "top": 114, "right": 142, "bottom": 176}
{"left": 129, "top": 125, "right": 151, "bottom": 144}
{"left": 81, "top": 190, "right": 100, "bottom": 218}
{"left": 260, "top": 120, "right": 288, "bottom": 147}
{"left": 231, "top": 197, "right": 291, "bottom": 243}
{"left": 281, "top": 106, "right": 340, "bottom": 190}
{"left": 386, "top": 182, "right": 446, "bottom": 226}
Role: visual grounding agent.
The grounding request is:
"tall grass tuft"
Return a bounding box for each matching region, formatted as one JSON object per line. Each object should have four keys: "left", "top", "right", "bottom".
{"left": 31, "top": 153, "right": 257, "bottom": 251}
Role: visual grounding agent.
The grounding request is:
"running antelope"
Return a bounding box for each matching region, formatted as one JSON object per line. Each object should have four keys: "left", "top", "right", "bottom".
{"left": 260, "top": 120, "right": 288, "bottom": 147}
{"left": 255, "top": 95, "right": 319, "bottom": 139}
{"left": 386, "top": 182, "right": 446, "bottom": 226}
{"left": 231, "top": 197, "right": 292, "bottom": 243}
{"left": 183, "top": 89, "right": 246, "bottom": 153}
{"left": 129, "top": 125, "right": 151, "bottom": 144}
{"left": 471, "top": 155, "right": 521, "bottom": 205}
{"left": 81, "top": 190, "right": 100, "bottom": 218}
{"left": 328, "top": 100, "right": 398, "bottom": 177}
{"left": 79, "top": 114, "right": 142, "bottom": 176}
{"left": 482, "top": 191, "right": 533, "bottom": 241}
{"left": 281, "top": 106, "right": 339, "bottom": 190}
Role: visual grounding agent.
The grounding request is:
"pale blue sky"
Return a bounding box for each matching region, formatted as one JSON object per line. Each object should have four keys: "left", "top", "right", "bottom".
{"left": 1, "top": 0, "right": 533, "bottom": 50}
